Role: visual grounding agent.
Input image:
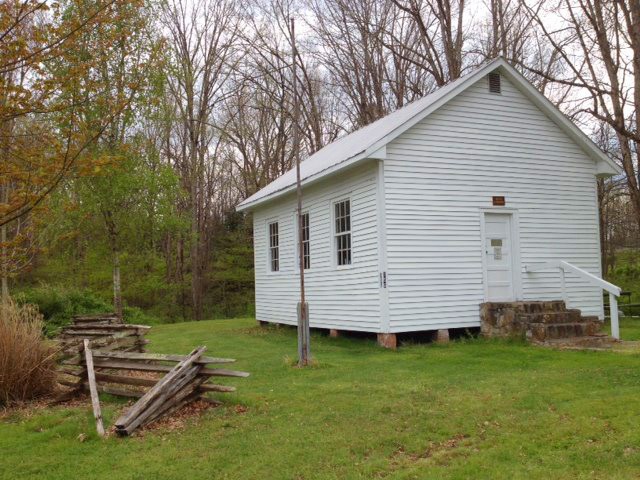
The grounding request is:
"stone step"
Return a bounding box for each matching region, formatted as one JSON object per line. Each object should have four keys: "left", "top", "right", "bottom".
{"left": 481, "top": 300, "right": 568, "bottom": 315}
{"left": 517, "top": 301, "right": 568, "bottom": 314}
{"left": 528, "top": 320, "right": 603, "bottom": 342}
{"left": 518, "top": 309, "right": 583, "bottom": 324}
{"left": 536, "top": 335, "right": 619, "bottom": 350}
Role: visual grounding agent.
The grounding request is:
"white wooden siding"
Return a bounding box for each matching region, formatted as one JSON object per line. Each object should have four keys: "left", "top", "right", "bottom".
{"left": 252, "top": 162, "right": 381, "bottom": 331}
{"left": 384, "top": 74, "right": 604, "bottom": 332}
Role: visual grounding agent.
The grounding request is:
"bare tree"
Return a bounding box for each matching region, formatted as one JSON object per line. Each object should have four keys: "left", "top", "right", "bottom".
{"left": 523, "top": 0, "right": 640, "bottom": 228}
{"left": 388, "top": 0, "right": 470, "bottom": 86}
{"left": 160, "top": 0, "right": 241, "bottom": 320}
{"left": 307, "top": 0, "right": 393, "bottom": 127}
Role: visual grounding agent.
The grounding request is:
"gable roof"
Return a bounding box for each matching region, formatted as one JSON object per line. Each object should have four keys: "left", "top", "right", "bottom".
{"left": 237, "top": 57, "right": 621, "bottom": 212}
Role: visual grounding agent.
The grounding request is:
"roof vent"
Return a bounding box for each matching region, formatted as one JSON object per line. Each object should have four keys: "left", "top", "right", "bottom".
{"left": 488, "top": 72, "right": 501, "bottom": 94}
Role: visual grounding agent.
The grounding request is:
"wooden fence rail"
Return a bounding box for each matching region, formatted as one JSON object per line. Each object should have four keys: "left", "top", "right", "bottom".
{"left": 55, "top": 317, "right": 249, "bottom": 435}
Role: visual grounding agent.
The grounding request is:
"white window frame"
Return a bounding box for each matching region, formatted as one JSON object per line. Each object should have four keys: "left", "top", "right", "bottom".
{"left": 267, "top": 220, "right": 280, "bottom": 273}
{"left": 294, "top": 210, "right": 311, "bottom": 271}
{"left": 332, "top": 197, "right": 352, "bottom": 268}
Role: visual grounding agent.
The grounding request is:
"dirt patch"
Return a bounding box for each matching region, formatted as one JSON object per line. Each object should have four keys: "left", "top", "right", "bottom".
{"left": 0, "top": 388, "right": 87, "bottom": 419}
{"left": 112, "top": 399, "right": 221, "bottom": 437}
{"left": 385, "top": 433, "right": 473, "bottom": 470}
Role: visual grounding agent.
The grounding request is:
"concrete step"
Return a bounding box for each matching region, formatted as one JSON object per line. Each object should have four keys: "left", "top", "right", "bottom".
{"left": 528, "top": 320, "right": 603, "bottom": 342}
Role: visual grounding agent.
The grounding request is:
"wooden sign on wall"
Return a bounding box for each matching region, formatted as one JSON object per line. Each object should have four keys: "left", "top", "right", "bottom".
{"left": 492, "top": 196, "right": 506, "bottom": 206}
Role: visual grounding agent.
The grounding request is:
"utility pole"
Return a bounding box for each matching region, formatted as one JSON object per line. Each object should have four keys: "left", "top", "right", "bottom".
{"left": 291, "top": 17, "right": 310, "bottom": 366}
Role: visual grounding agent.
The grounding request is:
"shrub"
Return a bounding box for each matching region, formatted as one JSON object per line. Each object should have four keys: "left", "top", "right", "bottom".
{"left": 123, "top": 305, "right": 159, "bottom": 325}
{"left": 15, "top": 284, "right": 112, "bottom": 336}
{"left": 0, "top": 298, "right": 58, "bottom": 406}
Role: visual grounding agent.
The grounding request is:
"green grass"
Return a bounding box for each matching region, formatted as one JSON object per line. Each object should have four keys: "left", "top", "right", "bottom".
{"left": 3, "top": 319, "right": 640, "bottom": 479}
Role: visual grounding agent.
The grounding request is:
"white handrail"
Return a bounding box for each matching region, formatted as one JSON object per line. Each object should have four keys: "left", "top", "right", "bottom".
{"left": 525, "top": 260, "right": 622, "bottom": 339}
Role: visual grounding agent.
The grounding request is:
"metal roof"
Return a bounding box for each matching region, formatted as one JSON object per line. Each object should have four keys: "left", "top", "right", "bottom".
{"left": 237, "top": 58, "right": 619, "bottom": 211}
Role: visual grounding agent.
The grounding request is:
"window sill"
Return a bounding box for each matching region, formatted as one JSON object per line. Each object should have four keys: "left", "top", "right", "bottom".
{"left": 294, "top": 269, "right": 314, "bottom": 275}
{"left": 335, "top": 263, "right": 354, "bottom": 271}
{"left": 265, "top": 270, "right": 285, "bottom": 276}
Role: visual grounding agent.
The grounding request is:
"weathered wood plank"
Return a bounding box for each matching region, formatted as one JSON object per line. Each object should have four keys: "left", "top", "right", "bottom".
{"left": 114, "top": 346, "right": 207, "bottom": 434}
{"left": 130, "top": 369, "right": 204, "bottom": 430}
{"left": 142, "top": 388, "right": 205, "bottom": 428}
{"left": 61, "top": 329, "right": 147, "bottom": 337}
{"left": 57, "top": 378, "right": 84, "bottom": 388}
{"left": 94, "top": 372, "right": 158, "bottom": 387}
{"left": 198, "top": 384, "right": 236, "bottom": 393}
{"left": 73, "top": 313, "right": 118, "bottom": 320}
{"left": 64, "top": 324, "right": 151, "bottom": 332}
{"left": 81, "top": 384, "right": 145, "bottom": 398}
{"left": 58, "top": 331, "right": 133, "bottom": 344}
{"left": 91, "top": 351, "right": 236, "bottom": 365}
{"left": 63, "top": 358, "right": 249, "bottom": 378}
{"left": 83, "top": 339, "right": 105, "bottom": 437}
{"left": 201, "top": 368, "right": 250, "bottom": 378}
{"left": 61, "top": 337, "right": 147, "bottom": 356}
{"left": 78, "top": 372, "right": 236, "bottom": 393}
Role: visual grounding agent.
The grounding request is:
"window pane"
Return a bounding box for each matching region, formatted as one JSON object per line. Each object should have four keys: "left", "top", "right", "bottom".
{"left": 334, "top": 200, "right": 351, "bottom": 266}
{"left": 300, "top": 212, "right": 310, "bottom": 270}
{"left": 269, "top": 222, "right": 279, "bottom": 271}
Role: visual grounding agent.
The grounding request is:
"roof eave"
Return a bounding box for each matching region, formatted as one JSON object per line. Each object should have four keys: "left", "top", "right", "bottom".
{"left": 236, "top": 150, "right": 372, "bottom": 212}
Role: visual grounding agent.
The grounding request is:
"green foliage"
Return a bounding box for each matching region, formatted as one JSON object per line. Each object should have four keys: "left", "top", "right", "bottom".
{"left": 4, "top": 318, "right": 640, "bottom": 479}
{"left": 613, "top": 263, "right": 640, "bottom": 280}
{"left": 15, "top": 285, "right": 112, "bottom": 336}
{"left": 207, "top": 215, "right": 255, "bottom": 318}
{"left": 122, "top": 305, "right": 160, "bottom": 326}
{"left": 607, "top": 249, "right": 640, "bottom": 311}
{"left": 14, "top": 284, "right": 161, "bottom": 335}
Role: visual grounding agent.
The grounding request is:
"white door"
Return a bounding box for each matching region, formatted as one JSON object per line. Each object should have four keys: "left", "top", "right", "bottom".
{"left": 483, "top": 213, "right": 515, "bottom": 301}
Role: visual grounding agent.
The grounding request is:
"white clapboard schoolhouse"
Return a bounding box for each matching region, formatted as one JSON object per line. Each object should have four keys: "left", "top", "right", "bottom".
{"left": 237, "top": 58, "right": 622, "bottom": 348}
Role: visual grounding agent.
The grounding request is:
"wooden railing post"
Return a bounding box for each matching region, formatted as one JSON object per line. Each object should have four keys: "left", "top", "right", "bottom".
{"left": 560, "top": 267, "right": 568, "bottom": 307}
{"left": 527, "top": 260, "right": 622, "bottom": 340}
{"left": 609, "top": 293, "right": 620, "bottom": 340}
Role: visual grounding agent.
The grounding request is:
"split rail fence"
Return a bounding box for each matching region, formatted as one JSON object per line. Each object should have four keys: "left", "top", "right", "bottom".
{"left": 55, "top": 314, "right": 249, "bottom": 435}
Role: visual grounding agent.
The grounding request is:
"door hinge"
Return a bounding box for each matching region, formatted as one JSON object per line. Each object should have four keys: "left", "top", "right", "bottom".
{"left": 380, "top": 272, "right": 387, "bottom": 288}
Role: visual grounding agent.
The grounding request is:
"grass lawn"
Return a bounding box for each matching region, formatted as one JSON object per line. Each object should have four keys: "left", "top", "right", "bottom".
{"left": 3, "top": 319, "right": 640, "bottom": 479}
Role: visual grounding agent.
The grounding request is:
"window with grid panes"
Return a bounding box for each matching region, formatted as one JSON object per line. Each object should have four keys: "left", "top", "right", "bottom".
{"left": 334, "top": 199, "right": 351, "bottom": 266}
{"left": 299, "top": 212, "right": 310, "bottom": 269}
{"left": 268, "top": 222, "right": 279, "bottom": 271}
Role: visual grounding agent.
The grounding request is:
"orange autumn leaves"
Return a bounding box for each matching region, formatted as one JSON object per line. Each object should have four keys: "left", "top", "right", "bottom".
{"left": 0, "top": 0, "right": 153, "bottom": 281}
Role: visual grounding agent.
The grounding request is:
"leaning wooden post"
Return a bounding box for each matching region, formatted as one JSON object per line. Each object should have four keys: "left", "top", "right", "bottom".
{"left": 83, "top": 339, "right": 105, "bottom": 437}
{"left": 290, "top": 16, "right": 310, "bottom": 366}
{"left": 609, "top": 293, "right": 620, "bottom": 340}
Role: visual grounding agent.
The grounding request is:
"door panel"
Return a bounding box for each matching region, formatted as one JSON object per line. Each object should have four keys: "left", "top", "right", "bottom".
{"left": 484, "top": 213, "right": 515, "bottom": 301}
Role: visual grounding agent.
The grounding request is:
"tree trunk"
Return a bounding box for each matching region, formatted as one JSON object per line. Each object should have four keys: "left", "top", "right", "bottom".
{"left": 190, "top": 183, "right": 203, "bottom": 321}
{"left": 103, "top": 209, "right": 123, "bottom": 321}
{"left": 112, "top": 246, "right": 123, "bottom": 321}
{"left": 597, "top": 179, "right": 608, "bottom": 276}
